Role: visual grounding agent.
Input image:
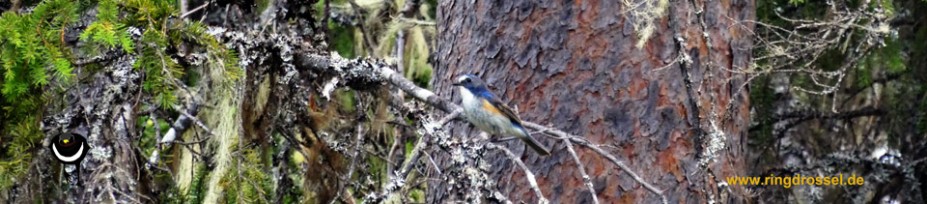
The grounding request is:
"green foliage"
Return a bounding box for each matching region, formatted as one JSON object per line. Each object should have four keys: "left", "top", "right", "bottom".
{"left": 0, "top": 116, "right": 43, "bottom": 190}
{"left": 185, "top": 164, "right": 209, "bottom": 203}
{"left": 338, "top": 89, "right": 357, "bottom": 112}
{"left": 857, "top": 38, "right": 905, "bottom": 87}
{"left": 747, "top": 77, "right": 776, "bottom": 145}
{"left": 0, "top": 0, "right": 78, "bottom": 97}
{"left": 88, "top": 0, "right": 242, "bottom": 109}
{"left": 159, "top": 181, "right": 185, "bottom": 204}
{"left": 223, "top": 149, "right": 273, "bottom": 203}
{"left": 409, "top": 189, "right": 425, "bottom": 202}
{"left": 137, "top": 115, "right": 171, "bottom": 151}
{"left": 80, "top": 0, "right": 134, "bottom": 55}
{"left": 0, "top": 0, "right": 80, "bottom": 191}
{"left": 329, "top": 22, "right": 358, "bottom": 59}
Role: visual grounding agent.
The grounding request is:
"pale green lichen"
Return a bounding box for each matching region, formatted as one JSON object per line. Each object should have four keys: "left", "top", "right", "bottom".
{"left": 625, "top": 0, "right": 669, "bottom": 48}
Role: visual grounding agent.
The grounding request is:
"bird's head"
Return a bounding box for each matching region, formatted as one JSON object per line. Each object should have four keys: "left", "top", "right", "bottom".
{"left": 452, "top": 74, "right": 488, "bottom": 91}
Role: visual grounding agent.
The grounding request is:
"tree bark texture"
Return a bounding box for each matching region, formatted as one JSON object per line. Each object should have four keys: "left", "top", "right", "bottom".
{"left": 430, "top": 0, "right": 754, "bottom": 203}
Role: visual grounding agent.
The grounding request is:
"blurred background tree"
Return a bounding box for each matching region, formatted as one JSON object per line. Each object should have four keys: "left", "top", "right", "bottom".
{"left": 749, "top": 0, "right": 927, "bottom": 202}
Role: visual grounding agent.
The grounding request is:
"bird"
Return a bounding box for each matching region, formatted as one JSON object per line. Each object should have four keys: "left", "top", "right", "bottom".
{"left": 50, "top": 133, "right": 90, "bottom": 164}
{"left": 452, "top": 74, "right": 551, "bottom": 155}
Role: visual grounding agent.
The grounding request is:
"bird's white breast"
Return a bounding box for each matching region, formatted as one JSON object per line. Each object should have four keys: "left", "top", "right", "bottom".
{"left": 459, "top": 87, "right": 480, "bottom": 109}
{"left": 458, "top": 87, "right": 518, "bottom": 136}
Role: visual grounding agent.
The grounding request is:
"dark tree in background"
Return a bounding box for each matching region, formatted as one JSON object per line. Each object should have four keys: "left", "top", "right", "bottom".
{"left": 430, "top": 0, "right": 754, "bottom": 203}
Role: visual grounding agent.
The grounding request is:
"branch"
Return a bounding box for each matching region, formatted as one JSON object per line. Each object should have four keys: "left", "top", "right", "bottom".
{"left": 346, "top": 0, "right": 376, "bottom": 55}
{"left": 748, "top": 106, "right": 885, "bottom": 132}
{"left": 562, "top": 137, "right": 599, "bottom": 204}
{"left": 487, "top": 143, "right": 549, "bottom": 203}
{"left": 332, "top": 123, "right": 366, "bottom": 204}
{"left": 529, "top": 122, "right": 668, "bottom": 204}
{"left": 297, "top": 53, "right": 667, "bottom": 203}
{"left": 147, "top": 103, "right": 203, "bottom": 166}
{"left": 364, "top": 110, "right": 459, "bottom": 203}
{"left": 181, "top": 1, "right": 212, "bottom": 19}
{"left": 399, "top": 0, "right": 421, "bottom": 19}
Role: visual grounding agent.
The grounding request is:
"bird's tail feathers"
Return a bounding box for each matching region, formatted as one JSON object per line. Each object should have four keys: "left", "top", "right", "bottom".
{"left": 519, "top": 133, "right": 551, "bottom": 155}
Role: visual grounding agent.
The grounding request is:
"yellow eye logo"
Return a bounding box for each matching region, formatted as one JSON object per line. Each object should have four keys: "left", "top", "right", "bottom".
{"left": 63, "top": 139, "right": 70, "bottom": 144}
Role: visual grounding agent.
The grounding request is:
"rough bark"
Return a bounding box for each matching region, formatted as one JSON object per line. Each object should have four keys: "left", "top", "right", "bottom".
{"left": 430, "top": 0, "right": 754, "bottom": 203}
{"left": 42, "top": 54, "right": 144, "bottom": 203}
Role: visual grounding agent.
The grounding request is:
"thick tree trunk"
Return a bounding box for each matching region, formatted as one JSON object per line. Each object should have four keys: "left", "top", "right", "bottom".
{"left": 431, "top": 0, "right": 754, "bottom": 203}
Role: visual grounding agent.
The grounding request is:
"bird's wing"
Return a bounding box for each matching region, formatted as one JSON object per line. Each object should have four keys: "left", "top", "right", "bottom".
{"left": 480, "top": 97, "right": 524, "bottom": 126}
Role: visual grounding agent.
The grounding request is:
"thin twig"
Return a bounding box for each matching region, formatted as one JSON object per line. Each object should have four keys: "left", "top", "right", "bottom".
{"left": 332, "top": 124, "right": 366, "bottom": 204}
{"left": 346, "top": 0, "right": 376, "bottom": 55}
{"left": 562, "top": 137, "right": 599, "bottom": 204}
{"left": 181, "top": 1, "right": 212, "bottom": 19}
{"left": 488, "top": 143, "right": 549, "bottom": 204}
{"left": 526, "top": 122, "right": 668, "bottom": 204}
{"left": 364, "top": 110, "right": 459, "bottom": 203}
{"left": 175, "top": 107, "right": 216, "bottom": 136}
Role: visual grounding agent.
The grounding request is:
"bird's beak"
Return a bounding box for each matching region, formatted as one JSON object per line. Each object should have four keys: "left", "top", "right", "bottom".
{"left": 451, "top": 82, "right": 461, "bottom": 86}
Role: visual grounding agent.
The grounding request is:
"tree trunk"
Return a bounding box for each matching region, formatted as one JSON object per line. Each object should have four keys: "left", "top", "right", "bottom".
{"left": 430, "top": 0, "right": 754, "bottom": 203}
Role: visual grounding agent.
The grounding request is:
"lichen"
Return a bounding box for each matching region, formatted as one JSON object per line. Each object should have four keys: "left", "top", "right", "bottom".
{"left": 624, "top": 0, "right": 670, "bottom": 48}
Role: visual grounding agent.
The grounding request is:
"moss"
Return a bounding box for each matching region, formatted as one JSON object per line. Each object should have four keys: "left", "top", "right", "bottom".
{"left": 409, "top": 189, "right": 425, "bottom": 202}
{"left": 200, "top": 46, "right": 243, "bottom": 203}
{"left": 338, "top": 89, "right": 357, "bottom": 112}
{"left": 330, "top": 22, "right": 358, "bottom": 58}
{"left": 625, "top": 0, "right": 668, "bottom": 48}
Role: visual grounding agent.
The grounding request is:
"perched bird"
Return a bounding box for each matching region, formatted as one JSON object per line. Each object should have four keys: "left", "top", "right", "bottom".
{"left": 50, "top": 133, "right": 90, "bottom": 164}
{"left": 453, "top": 74, "right": 551, "bottom": 155}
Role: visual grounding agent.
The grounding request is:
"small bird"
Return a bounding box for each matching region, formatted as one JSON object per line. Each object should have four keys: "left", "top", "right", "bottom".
{"left": 453, "top": 74, "right": 551, "bottom": 155}
{"left": 50, "top": 133, "right": 90, "bottom": 164}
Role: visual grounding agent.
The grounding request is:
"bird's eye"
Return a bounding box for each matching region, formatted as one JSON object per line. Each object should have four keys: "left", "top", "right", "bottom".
{"left": 463, "top": 78, "right": 471, "bottom": 83}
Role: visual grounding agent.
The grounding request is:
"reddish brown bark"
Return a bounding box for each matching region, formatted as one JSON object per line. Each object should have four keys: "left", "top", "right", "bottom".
{"left": 430, "top": 0, "right": 754, "bottom": 203}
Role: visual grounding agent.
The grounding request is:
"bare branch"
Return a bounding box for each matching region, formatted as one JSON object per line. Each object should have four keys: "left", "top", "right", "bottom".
{"left": 333, "top": 124, "right": 367, "bottom": 204}
{"left": 346, "top": 0, "right": 376, "bottom": 55}
{"left": 365, "top": 110, "right": 460, "bottom": 203}
{"left": 562, "top": 137, "right": 600, "bottom": 204}
{"left": 529, "top": 122, "right": 668, "bottom": 204}
{"left": 181, "top": 1, "right": 212, "bottom": 19}
{"left": 487, "top": 143, "right": 549, "bottom": 204}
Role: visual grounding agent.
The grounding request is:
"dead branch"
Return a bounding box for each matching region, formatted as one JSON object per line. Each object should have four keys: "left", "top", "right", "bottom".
{"left": 531, "top": 122, "right": 668, "bottom": 204}
{"left": 746, "top": 0, "right": 892, "bottom": 96}
{"left": 364, "top": 110, "right": 459, "bottom": 203}
{"left": 487, "top": 143, "right": 549, "bottom": 203}
{"left": 562, "top": 137, "right": 600, "bottom": 204}
{"left": 346, "top": 0, "right": 376, "bottom": 55}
